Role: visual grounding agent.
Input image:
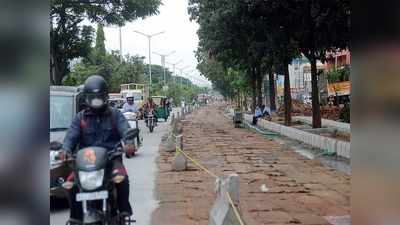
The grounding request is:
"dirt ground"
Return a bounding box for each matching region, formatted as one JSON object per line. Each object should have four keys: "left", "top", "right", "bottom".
{"left": 151, "top": 104, "right": 350, "bottom": 225}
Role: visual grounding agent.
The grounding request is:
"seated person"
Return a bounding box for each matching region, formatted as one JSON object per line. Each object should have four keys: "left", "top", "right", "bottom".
{"left": 252, "top": 105, "right": 263, "bottom": 125}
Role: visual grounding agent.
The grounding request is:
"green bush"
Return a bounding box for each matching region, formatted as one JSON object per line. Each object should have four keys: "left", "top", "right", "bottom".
{"left": 326, "top": 65, "right": 350, "bottom": 83}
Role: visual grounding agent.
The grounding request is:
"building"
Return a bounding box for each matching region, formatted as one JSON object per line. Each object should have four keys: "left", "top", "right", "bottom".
{"left": 288, "top": 56, "right": 325, "bottom": 100}
{"left": 325, "top": 49, "right": 351, "bottom": 71}
{"left": 262, "top": 50, "right": 351, "bottom": 108}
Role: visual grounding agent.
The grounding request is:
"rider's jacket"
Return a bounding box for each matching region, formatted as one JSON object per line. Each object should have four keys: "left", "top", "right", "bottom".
{"left": 63, "top": 106, "right": 130, "bottom": 153}
{"left": 122, "top": 102, "right": 139, "bottom": 113}
{"left": 144, "top": 102, "right": 156, "bottom": 112}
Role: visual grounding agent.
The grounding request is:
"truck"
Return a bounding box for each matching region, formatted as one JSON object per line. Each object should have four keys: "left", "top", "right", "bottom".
{"left": 120, "top": 83, "right": 149, "bottom": 111}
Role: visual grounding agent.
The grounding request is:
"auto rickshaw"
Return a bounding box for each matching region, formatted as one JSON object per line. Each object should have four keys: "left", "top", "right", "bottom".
{"left": 152, "top": 96, "right": 169, "bottom": 121}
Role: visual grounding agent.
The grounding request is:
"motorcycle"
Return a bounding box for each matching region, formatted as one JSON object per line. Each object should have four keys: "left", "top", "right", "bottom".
{"left": 146, "top": 110, "right": 156, "bottom": 133}
{"left": 62, "top": 130, "right": 137, "bottom": 225}
{"left": 123, "top": 111, "right": 142, "bottom": 151}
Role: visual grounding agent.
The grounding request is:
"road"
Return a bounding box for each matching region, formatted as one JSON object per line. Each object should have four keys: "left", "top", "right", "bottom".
{"left": 153, "top": 104, "right": 350, "bottom": 225}
{"left": 50, "top": 119, "right": 170, "bottom": 225}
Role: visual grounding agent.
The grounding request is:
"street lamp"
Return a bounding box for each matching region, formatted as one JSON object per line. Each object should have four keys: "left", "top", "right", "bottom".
{"left": 177, "top": 66, "right": 190, "bottom": 87}
{"left": 153, "top": 50, "right": 175, "bottom": 85}
{"left": 133, "top": 30, "right": 165, "bottom": 95}
{"left": 167, "top": 60, "right": 183, "bottom": 83}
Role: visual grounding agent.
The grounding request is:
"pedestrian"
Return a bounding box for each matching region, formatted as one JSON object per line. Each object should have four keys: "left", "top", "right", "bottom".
{"left": 252, "top": 105, "right": 262, "bottom": 125}
{"left": 262, "top": 105, "right": 270, "bottom": 117}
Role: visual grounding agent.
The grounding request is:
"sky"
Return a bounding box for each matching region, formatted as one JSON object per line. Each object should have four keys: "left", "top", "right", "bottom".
{"left": 103, "top": 0, "right": 211, "bottom": 87}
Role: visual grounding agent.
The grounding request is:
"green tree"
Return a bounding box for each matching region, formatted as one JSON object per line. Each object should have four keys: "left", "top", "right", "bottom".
{"left": 292, "top": 0, "right": 350, "bottom": 128}
{"left": 109, "top": 54, "right": 146, "bottom": 92}
{"left": 189, "top": 0, "right": 296, "bottom": 126}
{"left": 189, "top": 0, "right": 267, "bottom": 111}
{"left": 50, "top": 0, "right": 162, "bottom": 84}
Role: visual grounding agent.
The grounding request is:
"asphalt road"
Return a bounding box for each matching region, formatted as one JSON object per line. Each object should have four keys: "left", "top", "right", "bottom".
{"left": 50, "top": 118, "right": 170, "bottom": 225}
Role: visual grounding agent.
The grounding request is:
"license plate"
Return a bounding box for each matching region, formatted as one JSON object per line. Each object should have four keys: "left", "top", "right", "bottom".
{"left": 76, "top": 191, "right": 108, "bottom": 202}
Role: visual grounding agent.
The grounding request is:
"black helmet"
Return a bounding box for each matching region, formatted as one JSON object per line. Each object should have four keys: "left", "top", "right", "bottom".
{"left": 83, "top": 75, "right": 109, "bottom": 109}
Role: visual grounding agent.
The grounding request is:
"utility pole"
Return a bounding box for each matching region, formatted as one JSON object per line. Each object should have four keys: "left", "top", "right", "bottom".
{"left": 119, "top": 26, "right": 122, "bottom": 63}
{"left": 133, "top": 30, "right": 165, "bottom": 96}
{"left": 153, "top": 51, "right": 175, "bottom": 86}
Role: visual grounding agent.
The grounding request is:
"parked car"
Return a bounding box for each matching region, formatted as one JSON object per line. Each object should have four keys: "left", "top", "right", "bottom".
{"left": 50, "top": 85, "right": 85, "bottom": 198}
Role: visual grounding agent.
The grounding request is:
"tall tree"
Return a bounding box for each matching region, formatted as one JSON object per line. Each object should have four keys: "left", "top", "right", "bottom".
{"left": 250, "top": 0, "right": 299, "bottom": 125}
{"left": 292, "top": 0, "right": 350, "bottom": 128}
{"left": 189, "top": 0, "right": 273, "bottom": 111}
{"left": 94, "top": 24, "right": 106, "bottom": 61}
{"left": 50, "top": 0, "right": 162, "bottom": 84}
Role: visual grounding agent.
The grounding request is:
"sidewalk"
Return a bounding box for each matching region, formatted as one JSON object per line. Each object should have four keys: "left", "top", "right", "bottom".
{"left": 151, "top": 105, "right": 350, "bottom": 225}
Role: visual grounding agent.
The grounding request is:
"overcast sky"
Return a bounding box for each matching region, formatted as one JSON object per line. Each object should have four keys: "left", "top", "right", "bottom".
{"left": 103, "top": 0, "right": 211, "bottom": 87}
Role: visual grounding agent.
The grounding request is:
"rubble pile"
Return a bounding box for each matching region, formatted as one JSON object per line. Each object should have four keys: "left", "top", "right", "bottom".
{"left": 277, "top": 99, "right": 342, "bottom": 121}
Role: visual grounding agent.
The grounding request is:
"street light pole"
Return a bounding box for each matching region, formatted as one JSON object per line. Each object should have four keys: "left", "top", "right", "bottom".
{"left": 167, "top": 60, "right": 182, "bottom": 84}
{"left": 177, "top": 66, "right": 189, "bottom": 88}
{"left": 133, "top": 30, "right": 165, "bottom": 96}
{"left": 119, "top": 26, "right": 122, "bottom": 63}
{"left": 153, "top": 51, "right": 175, "bottom": 85}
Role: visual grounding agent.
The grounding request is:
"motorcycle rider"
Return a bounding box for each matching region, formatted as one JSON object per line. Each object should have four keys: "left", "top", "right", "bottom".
{"left": 122, "top": 93, "right": 142, "bottom": 146}
{"left": 122, "top": 93, "right": 139, "bottom": 113}
{"left": 144, "top": 97, "right": 157, "bottom": 126}
{"left": 61, "top": 75, "right": 136, "bottom": 223}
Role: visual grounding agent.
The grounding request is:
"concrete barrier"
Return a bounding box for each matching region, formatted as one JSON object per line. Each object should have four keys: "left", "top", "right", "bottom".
{"left": 170, "top": 113, "right": 175, "bottom": 125}
{"left": 172, "top": 152, "right": 187, "bottom": 171}
{"left": 243, "top": 113, "right": 350, "bottom": 159}
{"left": 210, "top": 174, "right": 243, "bottom": 225}
{"left": 172, "top": 134, "right": 187, "bottom": 171}
{"left": 293, "top": 116, "right": 350, "bottom": 133}
{"left": 175, "top": 134, "right": 183, "bottom": 150}
{"left": 165, "top": 133, "right": 176, "bottom": 152}
{"left": 181, "top": 107, "right": 186, "bottom": 119}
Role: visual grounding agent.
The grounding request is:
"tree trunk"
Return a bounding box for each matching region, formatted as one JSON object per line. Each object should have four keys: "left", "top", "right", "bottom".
{"left": 251, "top": 75, "right": 257, "bottom": 112}
{"left": 236, "top": 92, "right": 240, "bottom": 109}
{"left": 256, "top": 70, "right": 263, "bottom": 106}
{"left": 310, "top": 57, "right": 322, "bottom": 128}
{"left": 268, "top": 66, "right": 276, "bottom": 112}
{"left": 283, "top": 61, "right": 292, "bottom": 126}
{"left": 243, "top": 92, "right": 248, "bottom": 111}
{"left": 50, "top": 51, "right": 66, "bottom": 85}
